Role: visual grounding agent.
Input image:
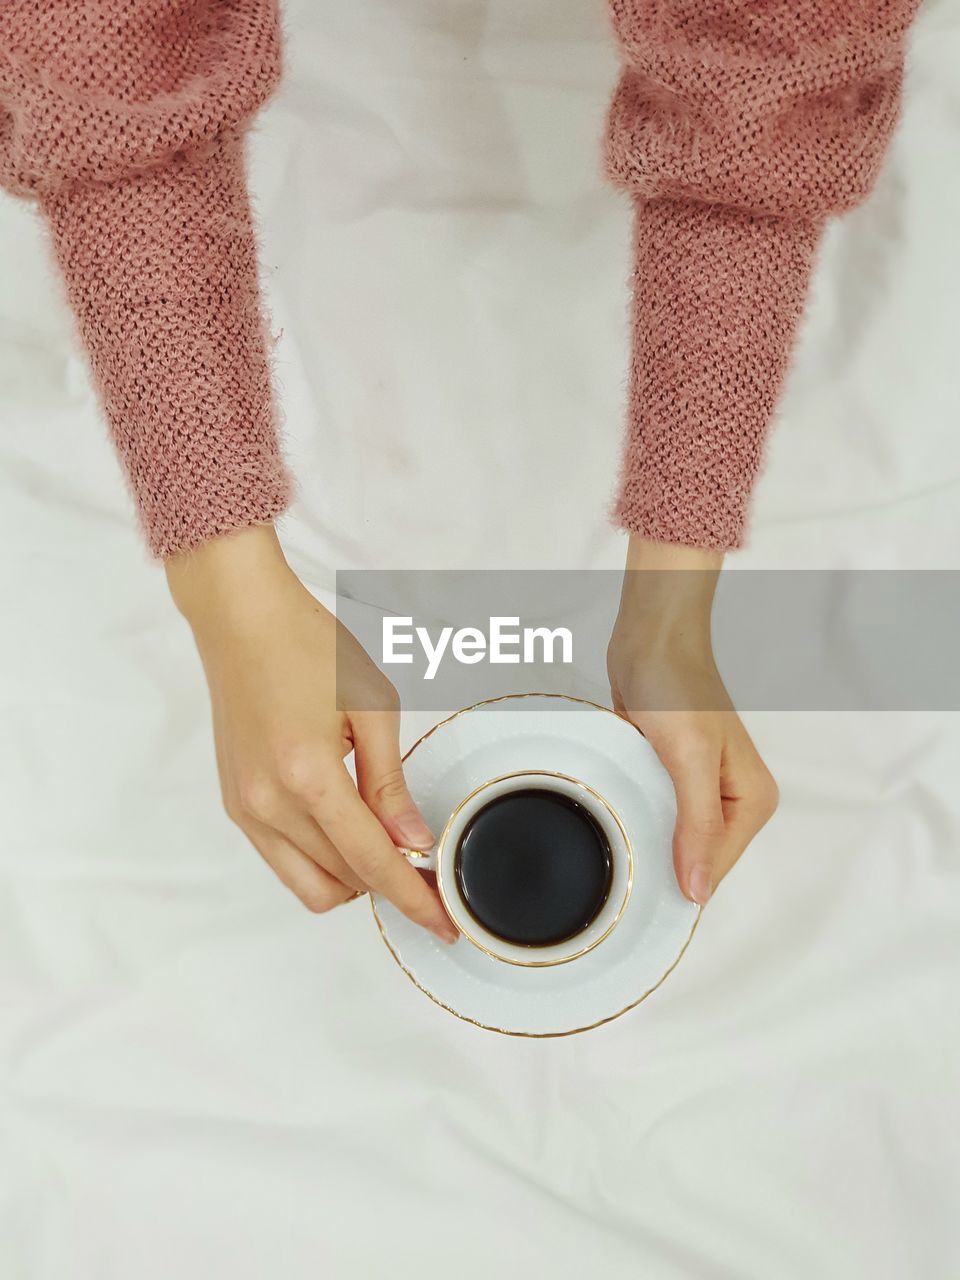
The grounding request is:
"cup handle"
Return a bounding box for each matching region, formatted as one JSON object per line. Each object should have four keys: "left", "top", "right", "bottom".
{"left": 398, "top": 845, "right": 437, "bottom": 873}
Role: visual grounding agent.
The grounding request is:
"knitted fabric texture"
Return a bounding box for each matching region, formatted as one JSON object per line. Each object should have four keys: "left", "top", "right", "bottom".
{"left": 605, "top": 1, "right": 921, "bottom": 548}
{"left": 0, "top": 0, "right": 288, "bottom": 558}
{"left": 0, "top": 2, "right": 924, "bottom": 555}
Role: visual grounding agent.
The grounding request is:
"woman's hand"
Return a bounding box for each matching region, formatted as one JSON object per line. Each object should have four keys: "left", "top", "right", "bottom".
{"left": 608, "top": 536, "right": 779, "bottom": 906}
{"left": 166, "top": 525, "right": 457, "bottom": 942}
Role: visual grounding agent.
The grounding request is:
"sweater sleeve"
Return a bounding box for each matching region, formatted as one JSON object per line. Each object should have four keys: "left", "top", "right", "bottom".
{"left": 605, "top": 1, "right": 921, "bottom": 550}
{"left": 0, "top": 1, "right": 289, "bottom": 558}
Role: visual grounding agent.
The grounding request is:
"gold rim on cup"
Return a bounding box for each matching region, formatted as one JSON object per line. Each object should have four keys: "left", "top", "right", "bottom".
{"left": 405, "top": 768, "right": 634, "bottom": 969}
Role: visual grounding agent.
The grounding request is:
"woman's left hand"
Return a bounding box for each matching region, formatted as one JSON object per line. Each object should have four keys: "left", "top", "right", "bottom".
{"left": 608, "top": 536, "right": 779, "bottom": 906}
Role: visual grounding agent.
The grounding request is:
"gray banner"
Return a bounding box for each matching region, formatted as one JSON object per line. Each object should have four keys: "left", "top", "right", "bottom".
{"left": 335, "top": 570, "right": 960, "bottom": 712}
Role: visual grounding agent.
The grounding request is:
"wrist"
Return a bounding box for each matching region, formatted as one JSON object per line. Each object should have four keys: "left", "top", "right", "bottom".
{"left": 624, "top": 534, "right": 724, "bottom": 576}
{"left": 165, "top": 523, "right": 296, "bottom": 643}
{"left": 615, "top": 535, "right": 724, "bottom": 654}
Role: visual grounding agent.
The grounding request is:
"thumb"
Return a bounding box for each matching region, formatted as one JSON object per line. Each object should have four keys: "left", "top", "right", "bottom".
{"left": 353, "top": 710, "right": 435, "bottom": 851}
{"left": 665, "top": 743, "right": 725, "bottom": 906}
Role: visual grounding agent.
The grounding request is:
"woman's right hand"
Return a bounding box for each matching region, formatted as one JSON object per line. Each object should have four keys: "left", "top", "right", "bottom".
{"left": 165, "top": 525, "right": 457, "bottom": 943}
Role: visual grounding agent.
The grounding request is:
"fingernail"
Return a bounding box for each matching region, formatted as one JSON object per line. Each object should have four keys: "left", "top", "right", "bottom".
{"left": 432, "top": 921, "right": 458, "bottom": 945}
{"left": 395, "top": 812, "right": 435, "bottom": 850}
{"left": 688, "top": 864, "right": 713, "bottom": 906}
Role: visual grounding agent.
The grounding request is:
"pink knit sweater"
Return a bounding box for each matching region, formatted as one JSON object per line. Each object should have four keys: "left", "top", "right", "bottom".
{"left": 0, "top": 2, "right": 921, "bottom": 557}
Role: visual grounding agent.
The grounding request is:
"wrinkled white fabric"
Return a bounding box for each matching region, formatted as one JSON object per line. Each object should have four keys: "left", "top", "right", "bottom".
{"left": 1, "top": 2, "right": 958, "bottom": 1277}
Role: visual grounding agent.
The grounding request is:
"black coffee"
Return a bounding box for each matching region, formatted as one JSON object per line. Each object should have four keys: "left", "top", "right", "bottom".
{"left": 454, "top": 787, "right": 613, "bottom": 947}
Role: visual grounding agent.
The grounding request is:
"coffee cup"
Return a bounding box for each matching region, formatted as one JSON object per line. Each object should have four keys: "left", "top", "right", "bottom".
{"left": 402, "top": 770, "right": 633, "bottom": 966}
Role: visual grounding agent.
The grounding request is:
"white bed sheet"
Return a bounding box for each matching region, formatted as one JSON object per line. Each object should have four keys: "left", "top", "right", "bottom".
{"left": 1, "top": 2, "right": 959, "bottom": 1276}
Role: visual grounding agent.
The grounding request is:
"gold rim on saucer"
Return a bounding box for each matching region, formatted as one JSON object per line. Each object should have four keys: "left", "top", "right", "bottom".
{"left": 370, "top": 692, "right": 701, "bottom": 1037}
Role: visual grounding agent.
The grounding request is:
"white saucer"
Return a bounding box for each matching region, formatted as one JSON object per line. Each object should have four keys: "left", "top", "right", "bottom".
{"left": 371, "top": 694, "right": 700, "bottom": 1037}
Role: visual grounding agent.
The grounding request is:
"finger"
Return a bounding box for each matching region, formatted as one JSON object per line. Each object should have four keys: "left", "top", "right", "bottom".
{"left": 711, "top": 800, "right": 761, "bottom": 888}
{"left": 314, "top": 766, "right": 457, "bottom": 943}
{"left": 352, "top": 709, "right": 434, "bottom": 850}
{"left": 272, "top": 807, "right": 368, "bottom": 893}
{"left": 660, "top": 730, "right": 725, "bottom": 906}
{"left": 711, "top": 761, "right": 779, "bottom": 887}
{"left": 244, "top": 821, "right": 359, "bottom": 914}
